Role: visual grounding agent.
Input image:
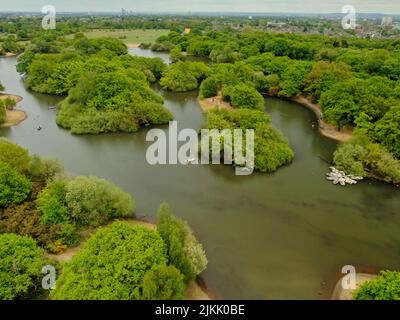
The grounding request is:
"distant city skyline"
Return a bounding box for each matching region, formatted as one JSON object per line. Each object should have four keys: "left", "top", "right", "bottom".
{"left": 0, "top": 0, "right": 400, "bottom": 14}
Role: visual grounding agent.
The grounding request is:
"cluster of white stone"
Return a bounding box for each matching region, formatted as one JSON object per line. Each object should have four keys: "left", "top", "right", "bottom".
{"left": 326, "top": 167, "right": 363, "bottom": 186}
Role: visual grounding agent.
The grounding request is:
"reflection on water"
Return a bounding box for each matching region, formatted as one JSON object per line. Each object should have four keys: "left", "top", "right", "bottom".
{"left": 1, "top": 54, "right": 399, "bottom": 299}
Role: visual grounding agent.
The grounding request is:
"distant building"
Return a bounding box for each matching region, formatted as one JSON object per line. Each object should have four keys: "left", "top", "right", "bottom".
{"left": 183, "top": 28, "right": 191, "bottom": 34}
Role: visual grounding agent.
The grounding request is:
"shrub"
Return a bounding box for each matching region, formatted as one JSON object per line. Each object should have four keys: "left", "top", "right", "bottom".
{"left": 222, "top": 84, "right": 265, "bottom": 110}
{"left": 141, "top": 265, "right": 186, "bottom": 300}
{"left": 27, "top": 155, "right": 63, "bottom": 183}
{"left": 36, "top": 180, "right": 68, "bottom": 225}
{"left": 160, "top": 61, "right": 209, "bottom": 92}
{"left": 199, "top": 77, "right": 219, "bottom": 99}
{"left": 65, "top": 176, "right": 134, "bottom": 227}
{"left": 0, "top": 138, "right": 31, "bottom": 174}
{"left": 334, "top": 134, "right": 400, "bottom": 184}
{"left": 0, "top": 234, "right": 48, "bottom": 300}
{"left": 354, "top": 271, "right": 400, "bottom": 300}
{"left": 0, "top": 162, "right": 32, "bottom": 208}
{"left": 203, "top": 108, "right": 294, "bottom": 172}
{"left": 0, "top": 101, "right": 5, "bottom": 125}
{"left": 51, "top": 222, "right": 168, "bottom": 300}
{"left": 157, "top": 203, "right": 207, "bottom": 282}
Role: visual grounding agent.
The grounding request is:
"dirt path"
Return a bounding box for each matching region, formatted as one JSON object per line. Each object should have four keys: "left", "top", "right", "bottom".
{"left": 291, "top": 96, "right": 352, "bottom": 143}
{"left": 198, "top": 94, "right": 233, "bottom": 112}
{"left": 48, "top": 218, "right": 212, "bottom": 300}
{"left": 0, "top": 93, "right": 27, "bottom": 128}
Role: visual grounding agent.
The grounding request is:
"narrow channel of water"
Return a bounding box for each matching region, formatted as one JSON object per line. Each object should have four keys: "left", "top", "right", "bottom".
{"left": 1, "top": 53, "right": 399, "bottom": 299}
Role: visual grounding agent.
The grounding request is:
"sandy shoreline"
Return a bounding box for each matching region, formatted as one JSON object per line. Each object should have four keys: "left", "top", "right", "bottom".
{"left": 291, "top": 96, "right": 352, "bottom": 143}
{"left": 331, "top": 273, "right": 377, "bottom": 300}
{"left": 198, "top": 94, "right": 352, "bottom": 142}
{"left": 48, "top": 217, "right": 212, "bottom": 300}
{"left": 1, "top": 52, "right": 18, "bottom": 58}
{"left": 126, "top": 43, "right": 140, "bottom": 48}
{"left": 198, "top": 94, "right": 233, "bottom": 112}
{"left": 0, "top": 93, "right": 27, "bottom": 128}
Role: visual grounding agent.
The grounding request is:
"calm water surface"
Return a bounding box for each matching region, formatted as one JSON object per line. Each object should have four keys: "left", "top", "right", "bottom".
{"left": 1, "top": 52, "right": 399, "bottom": 299}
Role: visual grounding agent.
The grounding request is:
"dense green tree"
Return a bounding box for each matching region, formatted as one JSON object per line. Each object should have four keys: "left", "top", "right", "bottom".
{"left": 65, "top": 176, "right": 134, "bottom": 227}
{"left": 160, "top": 61, "right": 209, "bottom": 92}
{"left": 157, "top": 203, "right": 208, "bottom": 282}
{"left": 304, "top": 61, "right": 353, "bottom": 99}
{"left": 0, "top": 162, "right": 32, "bottom": 208}
{"left": 371, "top": 106, "right": 400, "bottom": 158}
{"left": 203, "top": 108, "right": 294, "bottom": 172}
{"left": 199, "top": 77, "right": 219, "bottom": 99}
{"left": 36, "top": 180, "right": 68, "bottom": 225}
{"left": 0, "top": 138, "right": 31, "bottom": 174}
{"left": 0, "top": 234, "right": 48, "bottom": 300}
{"left": 51, "top": 222, "right": 168, "bottom": 300}
{"left": 334, "top": 134, "right": 400, "bottom": 183}
{"left": 222, "top": 84, "right": 265, "bottom": 110}
{"left": 354, "top": 271, "right": 400, "bottom": 300}
{"left": 140, "top": 265, "right": 186, "bottom": 300}
{"left": 1, "top": 35, "right": 21, "bottom": 53}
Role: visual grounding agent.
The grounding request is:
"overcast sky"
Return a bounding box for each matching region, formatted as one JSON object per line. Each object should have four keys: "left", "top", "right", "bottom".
{"left": 0, "top": 0, "right": 399, "bottom": 14}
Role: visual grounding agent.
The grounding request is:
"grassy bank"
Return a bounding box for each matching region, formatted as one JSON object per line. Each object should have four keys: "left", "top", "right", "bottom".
{"left": 69, "top": 29, "right": 169, "bottom": 46}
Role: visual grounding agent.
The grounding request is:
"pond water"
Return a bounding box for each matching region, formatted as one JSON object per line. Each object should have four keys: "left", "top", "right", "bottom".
{"left": 1, "top": 52, "right": 399, "bottom": 299}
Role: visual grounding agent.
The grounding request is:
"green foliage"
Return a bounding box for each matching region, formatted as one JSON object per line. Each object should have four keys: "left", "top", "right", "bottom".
{"left": 0, "top": 162, "right": 32, "bottom": 208}
{"left": 371, "top": 106, "right": 400, "bottom": 158}
{"left": 199, "top": 77, "right": 219, "bottom": 99}
{"left": 27, "top": 156, "right": 63, "bottom": 184}
{"left": 222, "top": 84, "right": 265, "bottom": 110}
{"left": 0, "top": 234, "right": 48, "bottom": 300}
{"left": 334, "top": 134, "right": 400, "bottom": 184}
{"left": 141, "top": 265, "right": 185, "bottom": 300}
{"left": 0, "top": 100, "right": 5, "bottom": 125}
{"left": 170, "top": 46, "right": 186, "bottom": 63}
{"left": 354, "top": 271, "right": 400, "bottom": 300}
{"left": 74, "top": 37, "right": 127, "bottom": 55}
{"left": 1, "top": 35, "right": 21, "bottom": 53}
{"left": 65, "top": 176, "right": 134, "bottom": 227}
{"left": 36, "top": 180, "right": 68, "bottom": 225}
{"left": 304, "top": 61, "right": 353, "bottom": 99}
{"left": 157, "top": 203, "right": 208, "bottom": 282}
{"left": 0, "top": 138, "right": 31, "bottom": 174}
{"left": 160, "top": 61, "right": 209, "bottom": 92}
{"left": 203, "top": 108, "right": 294, "bottom": 172}
{"left": 56, "top": 68, "right": 171, "bottom": 134}
{"left": 51, "top": 222, "right": 168, "bottom": 300}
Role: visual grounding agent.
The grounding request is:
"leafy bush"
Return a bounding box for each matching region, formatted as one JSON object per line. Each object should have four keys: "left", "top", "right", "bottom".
{"left": 0, "top": 138, "right": 31, "bottom": 174}
{"left": 160, "top": 61, "right": 209, "bottom": 92}
{"left": 36, "top": 180, "right": 68, "bottom": 225}
{"left": 0, "top": 162, "right": 32, "bottom": 208}
{"left": 157, "top": 203, "right": 207, "bottom": 282}
{"left": 0, "top": 234, "right": 48, "bottom": 300}
{"left": 51, "top": 222, "right": 168, "bottom": 300}
{"left": 0, "top": 202, "right": 65, "bottom": 251}
{"left": 65, "top": 176, "right": 134, "bottom": 227}
{"left": 354, "top": 271, "right": 400, "bottom": 300}
{"left": 334, "top": 134, "right": 400, "bottom": 184}
{"left": 222, "top": 84, "right": 265, "bottom": 110}
{"left": 199, "top": 77, "right": 219, "bottom": 99}
{"left": 0, "top": 100, "right": 5, "bottom": 125}
{"left": 141, "top": 265, "right": 186, "bottom": 300}
{"left": 27, "top": 155, "right": 63, "bottom": 183}
{"left": 371, "top": 106, "right": 400, "bottom": 158}
{"left": 203, "top": 108, "right": 294, "bottom": 172}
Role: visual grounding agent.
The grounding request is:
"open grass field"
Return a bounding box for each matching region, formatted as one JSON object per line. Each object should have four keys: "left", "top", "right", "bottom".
{"left": 73, "top": 29, "right": 169, "bottom": 45}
